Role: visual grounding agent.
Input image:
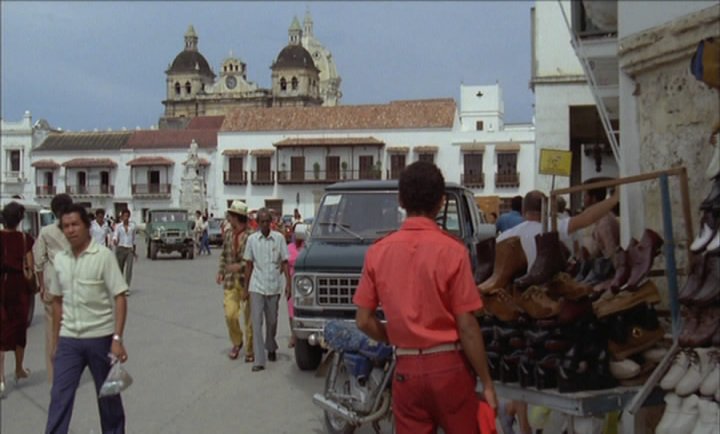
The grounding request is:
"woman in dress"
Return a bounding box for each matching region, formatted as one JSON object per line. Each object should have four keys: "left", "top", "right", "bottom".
{"left": 0, "top": 201, "right": 35, "bottom": 396}
{"left": 286, "top": 224, "right": 307, "bottom": 348}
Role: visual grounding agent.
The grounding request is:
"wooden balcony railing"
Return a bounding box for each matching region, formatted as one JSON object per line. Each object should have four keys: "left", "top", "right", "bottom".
{"left": 251, "top": 171, "right": 275, "bottom": 185}
{"left": 131, "top": 183, "right": 171, "bottom": 196}
{"left": 224, "top": 171, "right": 248, "bottom": 185}
{"left": 277, "top": 170, "right": 342, "bottom": 184}
{"left": 495, "top": 172, "right": 520, "bottom": 188}
{"left": 36, "top": 185, "right": 57, "bottom": 196}
{"left": 461, "top": 173, "right": 485, "bottom": 188}
{"left": 65, "top": 185, "right": 114, "bottom": 196}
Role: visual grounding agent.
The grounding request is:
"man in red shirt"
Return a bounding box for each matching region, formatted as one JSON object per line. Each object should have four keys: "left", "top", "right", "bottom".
{"left": 354, "top": 161, "right": 497, "bottom": 434}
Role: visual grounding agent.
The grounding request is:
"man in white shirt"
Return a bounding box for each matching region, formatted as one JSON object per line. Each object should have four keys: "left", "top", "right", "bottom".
{"left": 113, "top": 209, "right": 136, "bottom": 291}
{"left": 90, "top": 208, "right": 112, "bottom": 247}
{"left": 243, "top": 208, "right": 290, "bottom": 372}
{"left": 45, "top": 204, "right": 128, "bottom": 434}
{"left": 34, "top": 193, "right": 73, "bottom": 383}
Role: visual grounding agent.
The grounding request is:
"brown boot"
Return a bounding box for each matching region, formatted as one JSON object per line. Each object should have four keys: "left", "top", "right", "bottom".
{"left": 608, "top": 324, "right": 665, "bottom": 360}
{"left": 679, "top": 306, "right": 720, "bottom": 347}
{"left": 475, "top": 237, "right": 495, "bottom": 283}
{"left": 693, "top": 254, "right": 720, "bottom": 305}
{"left": 609, "top": 240, "right": 637, "bottom": 293}
{"left": 679, "top": 254, "right": 708, "bottom": 304}
{"left": 514, "top": 286, "right": 561, "bottom": 320}
{"left": 482, "top": 288, "right": 523, "bottom": 322}
{"left": 623, "top": 229, "right": 663, "bottom": 291}
{"left": 593, "top": 280, "right": 662, "bottom": 318}
{"left": 514, "top": 232, "right": 567, "bottom": 289}
{"left": 478, "top": 237, "right": 527, "bottom": 295}
{"left": 547, "top": 272, "right": 593, "bottom": 300}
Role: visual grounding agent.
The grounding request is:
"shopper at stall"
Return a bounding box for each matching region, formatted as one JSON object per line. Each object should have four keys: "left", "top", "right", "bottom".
{"left": 354, "top": 161, "right": 497, "bottom": 434}
{"left": 496, "top": 195, "right": 524, "bottom": 233}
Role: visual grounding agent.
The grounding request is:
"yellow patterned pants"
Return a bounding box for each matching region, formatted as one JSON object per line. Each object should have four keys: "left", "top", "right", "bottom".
{"left": 224, "top": 286, "right": 253, "bottom": 353}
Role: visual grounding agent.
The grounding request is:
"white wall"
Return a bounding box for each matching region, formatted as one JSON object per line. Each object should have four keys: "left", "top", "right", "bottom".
{"left": 618, "top": 1, "right": 717, "bottom": 38}
{"left": 532, "top": 1, "right": 585, "bottom": 79}
{"left": 459, "top": 84, "right": 504, "bottom": 131}
{"left": 1, "top": 112, "right": 35, "bottom": 200}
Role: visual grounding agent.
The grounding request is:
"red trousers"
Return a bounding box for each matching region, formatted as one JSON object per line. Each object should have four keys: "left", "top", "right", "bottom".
{"left": 393, "top": 350, "right": 479, "bottom": 434}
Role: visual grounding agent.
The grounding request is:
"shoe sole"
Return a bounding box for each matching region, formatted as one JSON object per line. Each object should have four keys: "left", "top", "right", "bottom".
{"left": 593, "top": 281, "right": 661, "bottom": 318}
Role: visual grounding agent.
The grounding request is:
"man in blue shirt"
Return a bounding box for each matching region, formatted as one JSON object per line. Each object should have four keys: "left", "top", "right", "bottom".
{"left": 496, "top": 195, "right": 524, "bottom": 233}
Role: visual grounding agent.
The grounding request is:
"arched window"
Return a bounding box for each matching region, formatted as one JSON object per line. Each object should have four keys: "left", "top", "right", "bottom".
{"left": 174, "top": 82, "right": 181, "bottom": 95}
{"left": 280, "top": 77, "right": 287, "bottom": 91}
{"left": 291, "top": 77, "right": 298, "bottom": 91}
{"left": 224, "top": 66, "right": 227, "bottom": 72}
{"left": 185, "top": 81, "right": 191, "bottom": 94}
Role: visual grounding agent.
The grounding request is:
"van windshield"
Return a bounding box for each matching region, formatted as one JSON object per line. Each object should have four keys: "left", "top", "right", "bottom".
{"left": 312, "top": 193, "right": 405, "bottom": 241}
{"left": 151, "top": 212, "right": 187, "bottom": 222}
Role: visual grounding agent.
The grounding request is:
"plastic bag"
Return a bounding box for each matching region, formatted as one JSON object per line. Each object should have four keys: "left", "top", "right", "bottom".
{"left": 99, "top": 354, "right": 133, "bottom": 398}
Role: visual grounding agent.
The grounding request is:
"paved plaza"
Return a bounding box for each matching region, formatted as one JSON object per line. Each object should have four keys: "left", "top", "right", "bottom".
{"left": 0, "top": 240, "right": 384, "bottom": 434}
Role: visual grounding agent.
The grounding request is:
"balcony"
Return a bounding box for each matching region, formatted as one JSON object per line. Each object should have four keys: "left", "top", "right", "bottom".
{"left": 277, "top": 170, "right": 342, "bottom": 185}
{"left": 224, "top": 171, "right": 248, "bottom": 185}
{"left": 495, "top": 173, "right": 520, "bottom": 188}
{"left": 36, "top": 185, "right": 57, "bottom": 197}
{"left": 461, "top": 173, "right": 485, "bottom": 188}
{"left": 2, "top": 171, "right": 24, "bottom": 183}
{"left": 131, "top": 183, "right": 171, "bottom": 198}
{"left": 386, "top": 169, "right": 406, "bottom": 180}
{"left": 65, "top": 184, "right": 115, "bottom": 197}
{"left": 251, "top": 171, "right": 275, "bottom": 185}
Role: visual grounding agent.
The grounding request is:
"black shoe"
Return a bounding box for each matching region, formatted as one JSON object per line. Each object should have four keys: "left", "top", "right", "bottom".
{"left": 268, "top": 351, "right": 277, "bottom": 362}
{"left": 252, "top": 365, "right": 265, "bottom": 372}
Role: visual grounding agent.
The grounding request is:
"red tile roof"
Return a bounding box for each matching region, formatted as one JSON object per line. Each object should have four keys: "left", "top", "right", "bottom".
{"left": 126, "top": 156, "right": 175, "bottom": 166}
{"left": 186, "top": 116, "right": 225, "bottom": 130}
{"left": 221, "top": 99, "right": 456, "bottom": 132}
{"left": 31, "top": 159, "right": 61, "bottom": 169}
{"left": 62, "top": 158, "right": 117, "bottom": 168}
{"left": 126, "top": 130, "right": 217, "bottom": 149}
{"left": 274, "top": 137, "right": 384, "bottom": 147}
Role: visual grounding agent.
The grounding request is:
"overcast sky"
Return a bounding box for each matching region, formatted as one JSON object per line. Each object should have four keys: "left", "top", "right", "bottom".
{"left": 1, "top": 1, "right": 535, "bottom": 131}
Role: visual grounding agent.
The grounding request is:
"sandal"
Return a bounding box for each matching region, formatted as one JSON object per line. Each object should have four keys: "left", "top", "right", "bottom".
{"left": 244, "top": 354, "right": 255, "bottom": 363}
{"left": 228, "top": 346, "right": 241, "bottom": 360}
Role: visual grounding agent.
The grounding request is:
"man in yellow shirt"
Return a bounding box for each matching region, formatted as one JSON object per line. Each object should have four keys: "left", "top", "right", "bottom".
{"left": 46, "top": 204, "right": 129, "bottom": 434}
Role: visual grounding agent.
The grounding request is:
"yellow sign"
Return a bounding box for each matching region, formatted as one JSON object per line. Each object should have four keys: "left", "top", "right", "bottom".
{"left": 539, "top": 149, "right": 572, "bottom": 177}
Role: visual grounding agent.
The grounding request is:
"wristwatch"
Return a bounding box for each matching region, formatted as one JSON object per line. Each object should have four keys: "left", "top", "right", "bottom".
{"left": 112, "top": 334, "right": 123, "bottom": 343}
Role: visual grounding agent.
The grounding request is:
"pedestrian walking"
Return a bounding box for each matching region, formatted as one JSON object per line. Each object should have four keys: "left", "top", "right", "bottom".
{"left": 45, "top": 204, "right": 128, "bottom": 434}
{"left": 90, "top": 208, "right": 112, "bottom": 247}
{"left": 353, "top": 161, "right": 497, "bottom": 434}
{"left": 243, "top": 208, "right": 290, "bottom": 372}
{"left": 194, "top": 210, "right": 204, "bottom": 254}
{"left": 200, "top": 215, "right": 211, "bottom": 255}
{"left": 113, "top": 209, "right": 136, "bottom": 293}
{"left": 33, "top": 193, "right": 73, "bottom": 383}
{"left": 286, "top": 224, "right": 307, "bottom": 348}
{"left": 0, "top": 202, "right": 35, "bottom": 397}
{"left": 216, "top": 201, "right": 254, "bottom": 362}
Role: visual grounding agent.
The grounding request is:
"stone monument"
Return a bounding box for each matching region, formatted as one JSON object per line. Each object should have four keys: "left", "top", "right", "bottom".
{"left": 180, "top": 139, "right": 206, "bottom": 212}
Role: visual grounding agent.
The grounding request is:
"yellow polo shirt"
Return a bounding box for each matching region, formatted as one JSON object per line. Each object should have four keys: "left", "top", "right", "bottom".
{"left": 49, "top": 240, "right": 128, "bottom": 338}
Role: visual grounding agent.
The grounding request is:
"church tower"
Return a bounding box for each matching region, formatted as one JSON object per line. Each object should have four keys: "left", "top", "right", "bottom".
{"left": 270, "top": 16, "right": 322, "bottom": 107}
{"left": 161, "top": 25, "right": 216, "bottom": 127}
{"left": 301, "top": 10, "right": 342, "bottom": 106}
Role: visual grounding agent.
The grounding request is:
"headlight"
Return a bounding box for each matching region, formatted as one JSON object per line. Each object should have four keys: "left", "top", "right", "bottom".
{"left": 295, "top": 276, "right": 314, "bottom": 296}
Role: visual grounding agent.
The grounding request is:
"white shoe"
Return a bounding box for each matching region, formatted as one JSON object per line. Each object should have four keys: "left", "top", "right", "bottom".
{"left": 707, "top": 230, "right": 720, "bottom": 253}
{"left": 655, "top": 393, "right": 683, "bottom": 434}
{"left": 691, "top": 398, "right": 720, "bottom": 434}
{"left": 699, "top": 350, "right": 720, "bottom": 397}
{"left": 610, "top": 358, "right": 641, "bottom": 380}
{"left": 677, "top": 348, "right": 714, "bottom": 396}
{"left": 691, "top": 223, "right": 716, "bottom": 252}
{"left": 661, "top": 349, "right": 692, "bottom": 391}
{"left": 643, "top": 346, "right": 669, "bottom": 363}
{"left": 669, "top": 394, "right": 700, "bottom": 434}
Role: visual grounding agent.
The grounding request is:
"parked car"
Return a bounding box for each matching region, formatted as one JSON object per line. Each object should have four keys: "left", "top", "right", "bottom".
{"left": 207, "top": 218, "right": 224, "bottom": 246}
{"left": 145, "top": 208, "right": 195, "bottom": 260}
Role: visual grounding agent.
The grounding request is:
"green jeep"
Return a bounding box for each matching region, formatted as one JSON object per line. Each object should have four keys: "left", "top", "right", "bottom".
{"left": 145, "top": 209, "right": 195, "bottom": 260}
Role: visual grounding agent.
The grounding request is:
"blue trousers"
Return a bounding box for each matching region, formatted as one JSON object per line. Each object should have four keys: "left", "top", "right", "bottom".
{"left": 46, "top": 336, "right": 125, "bottom": 434}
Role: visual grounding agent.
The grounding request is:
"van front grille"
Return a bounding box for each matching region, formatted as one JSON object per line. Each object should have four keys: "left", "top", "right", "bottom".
{"left": 317, "top": 276, "right": 360, "bottom": 306}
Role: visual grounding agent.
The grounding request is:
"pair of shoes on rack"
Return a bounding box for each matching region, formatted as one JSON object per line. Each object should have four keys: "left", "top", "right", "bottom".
{"left": 478, "top": 237, "right": 527, "bottom": 295}
{"left": 593, "top": 280, "right": 662, "bottom": 318}
{"left": 660, "top": 348, "right": 720, "bottom": 397}
{"left": 679, "top": 306, "right": 720, "bottom": 347}
{"left": 513, "top": 232, "right": 567, "bottom": 289}
{"left": 656, "top": 394, "right": 720, "bottom": 434}
{"left": 618, "top": 229, "right": 664, "bottom": 292}
{"left": 691, "top": 211, "right": 720, "bottom": 253}
{"left": 679, "top": 253, "right": 720, "bottom": 305}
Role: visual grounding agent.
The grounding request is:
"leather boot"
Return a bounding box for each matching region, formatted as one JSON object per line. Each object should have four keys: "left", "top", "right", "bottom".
{"left": 547, "top": 272, "right": 593, "bottom": 300}
{"left": 679, "top": 254, "right": 708, "bottom": 304}
{"left": 700, "top": 177, "right": 720, "bottom": 211}
{"left": 514, "top": 232, "right": 567, "bottom": 289}
{"left": 534, "top": 354, "right": 560, "bottom": 389}
{"left": 593, "top": 280, "right": 662, "bottom": 318}
{"left": 483, "top": 288, "right": 523, "bottom": 322}
{"left": 691, "top": 212, "right": 718, "bottom": 252}
{"left": 574, "top": 259, "right": 594, "bottom": 281}
{"left": 623, "top": 229, "right": 664, "bottom": 291}
{"left": 692, "top": 254, "right": 720, "bottom": 304}
{"left": 474, "top": 237, "right": 495, "bottom": 283}
{"left": 557, "top": 298, "right": 594, "bottom": 326}
{"left": 608, "top": 324, "right": 664, "bottom": 360}
{"left": 478, "top": 237, "right": 527, "bottom": 295}
{"left": 514, "top": 286, "right": 561, "bottom": 320}
{"left": 609, "top": 240, "right": 637, "bottom": 293}
{"left": 500, "top": 350, "right": 523, "bottom": 383}
{"left": 680, "top": 306, "right": 720, "bottom": 347}
{"left": 580, "top": 257, "right": 614, "bottom": 286}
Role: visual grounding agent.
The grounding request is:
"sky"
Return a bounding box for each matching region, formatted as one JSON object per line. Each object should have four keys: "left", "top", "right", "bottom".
{"left": 1, "top": 1, "right": 535, "bottom": 132}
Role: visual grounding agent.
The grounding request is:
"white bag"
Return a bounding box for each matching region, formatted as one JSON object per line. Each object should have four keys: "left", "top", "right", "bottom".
{"left": 99, "top": 354, "right": 133, "bottom": 398}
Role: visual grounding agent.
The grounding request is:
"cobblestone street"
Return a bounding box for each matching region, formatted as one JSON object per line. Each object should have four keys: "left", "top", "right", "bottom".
{"left": 0, "top": 240, "right": 385, "bottom": 434}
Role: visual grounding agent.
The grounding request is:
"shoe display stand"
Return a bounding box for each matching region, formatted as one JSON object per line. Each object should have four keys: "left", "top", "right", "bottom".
{"left": 533, "top": 167, "right": 694, "bottom": 432}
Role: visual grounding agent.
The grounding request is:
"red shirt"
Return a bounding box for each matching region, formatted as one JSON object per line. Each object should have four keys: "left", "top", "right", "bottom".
{"left": 353, "top": 217, "right": 483, "bottom": 349}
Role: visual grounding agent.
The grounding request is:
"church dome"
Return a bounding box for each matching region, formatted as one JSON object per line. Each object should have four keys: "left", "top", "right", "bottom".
{"left": 169, "top": 51, "right": 214, "bottom": 76}
{"left": 272, "top": 45, "right": 318, "bottom": 71}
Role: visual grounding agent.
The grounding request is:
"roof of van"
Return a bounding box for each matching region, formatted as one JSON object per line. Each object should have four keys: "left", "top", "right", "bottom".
{"left": 0, "top": 198, "right": 45, "bottom": 211}
{"left": 325, "top": 180, "right": 463, "bottom": 191}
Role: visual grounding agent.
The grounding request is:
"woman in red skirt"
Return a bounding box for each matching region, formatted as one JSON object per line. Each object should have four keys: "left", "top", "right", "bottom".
{"left": 1, "top": 201, "right": 35, "bottom": 396}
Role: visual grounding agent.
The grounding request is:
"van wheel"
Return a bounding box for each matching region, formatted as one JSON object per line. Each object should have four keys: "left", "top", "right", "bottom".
{"left": 294, "top": 338, "right": 323, "bottom": 371}
{"left": 188, "top": 248, "right": 194, "bottom": 260}
{"left": 150, "top": 241, "right": 158, "bottom": 260}
{"left": 181, "top": 251, "right": 187, "bottom": 259}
